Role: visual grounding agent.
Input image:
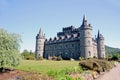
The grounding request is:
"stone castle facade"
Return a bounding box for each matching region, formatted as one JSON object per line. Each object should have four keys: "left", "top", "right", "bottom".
{"left": 35, "top": 16, "right": 105, "bottom": 59}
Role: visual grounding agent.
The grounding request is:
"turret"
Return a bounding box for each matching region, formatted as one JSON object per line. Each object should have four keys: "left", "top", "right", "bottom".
{"left": 35, "top": 28, "right": 45, "bottom": 59}
{"left": 80, "top": 15, "right": 93, "bottom": 58}
{"left": 96, "top": 30, "right": 105, "bottom": 58}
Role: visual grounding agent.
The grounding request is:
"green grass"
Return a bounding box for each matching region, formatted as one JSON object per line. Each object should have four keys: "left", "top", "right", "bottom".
{"left": 14, "top": 60, "right": 79, "bottom": 74}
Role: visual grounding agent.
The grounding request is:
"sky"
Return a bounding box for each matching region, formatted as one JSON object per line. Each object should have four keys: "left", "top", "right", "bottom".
{"left": 0, "top": 0, "right": 120, "bottom": 52}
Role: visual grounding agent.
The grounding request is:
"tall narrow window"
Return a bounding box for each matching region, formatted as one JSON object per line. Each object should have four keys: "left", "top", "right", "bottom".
{"left": 89, "top": 51, "right": 91, "bottom": 56}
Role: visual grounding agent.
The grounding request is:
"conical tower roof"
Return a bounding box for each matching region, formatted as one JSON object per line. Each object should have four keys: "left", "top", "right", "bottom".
{"left": 97, "top": 30, "right": 100, "bottom": 38}
{"left": 82, "top": 15, "right": 88, "bottom": 26}
{"left": 39, "top": 28, "right": 43, "bottom": 36}
{"left": 97, "top": 30, "right": 104, "bottom": 39}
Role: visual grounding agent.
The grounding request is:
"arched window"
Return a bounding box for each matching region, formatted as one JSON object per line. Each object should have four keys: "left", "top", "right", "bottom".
{"left": 78, "top": 52, "right": 80, "bottom": 57}
{"left": 89, "top": 51, "right": 91, "bottom": 56}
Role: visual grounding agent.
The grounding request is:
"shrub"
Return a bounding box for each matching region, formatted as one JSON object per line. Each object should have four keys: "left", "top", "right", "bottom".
{"left": 37, "top": 56, "right": 43, "bottom": 60}
{"left": 51, "top": 56, "right": 57, "bottom": 60}
{"left": 111, "top": 55, "right": 119, "bottom": 61}
{"left": 79, "top": 59, "right": 102, "bottom": 72}
{"left": 56, "top": 56, "right": 62, "bottom": 61}
{"left": 79, "top": 57, "right": 84, "bottom": 61}
{"left": 93, "top": 56, "right": 97, "bottom": 59}
{"left": 79, "top": 59, "right": 111, "bottom": 73}
{"left": 93, "top": 59, "right": 112, "bottom": 71}
{"left": 74, "top": 66, "right": 83, "bottom": 73}
{"left": 70, "top": 58, "right": 75, "bottom": 61}
{"left": 24, "top": 55, "right": 35, "bottom": 60}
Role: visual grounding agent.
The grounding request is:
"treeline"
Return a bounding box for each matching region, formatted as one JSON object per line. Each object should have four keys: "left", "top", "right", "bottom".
{"left": 21, "top": 50, "right": 35, "bottom": 60}
{"left": 105, "top": 45, "right": 120, "bottom": 55}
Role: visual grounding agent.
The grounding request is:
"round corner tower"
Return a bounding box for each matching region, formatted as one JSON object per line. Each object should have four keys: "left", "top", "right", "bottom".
{"left": 35, "top": 28, "right": 45, "bottom": 59}
{"left": 96, "top": 30, "right": 105, "bottom": 58}
{"left": 79, "top": 15, "right": 93, "bottom": 58}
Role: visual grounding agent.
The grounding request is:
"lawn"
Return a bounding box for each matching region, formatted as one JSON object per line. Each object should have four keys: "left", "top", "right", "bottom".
{"left": 14, "top": 60, "right": 80, "bottom": 74}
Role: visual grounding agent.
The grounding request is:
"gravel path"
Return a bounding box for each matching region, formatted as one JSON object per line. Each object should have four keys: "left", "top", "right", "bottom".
{"left": 97, "top": 62, "right": 120, "bottom": 80}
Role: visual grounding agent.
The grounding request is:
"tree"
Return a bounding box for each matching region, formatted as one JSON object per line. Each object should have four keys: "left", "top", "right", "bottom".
{"left": 21, "top": 49, "right": 35, "bottom": 60}
{"left": 0, "top": 28, "right": 21, "bottom": 71}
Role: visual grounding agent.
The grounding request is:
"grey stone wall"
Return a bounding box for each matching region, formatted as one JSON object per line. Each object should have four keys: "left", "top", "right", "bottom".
{"left": 35, "top": 16, "right": 105, "bottom": 59}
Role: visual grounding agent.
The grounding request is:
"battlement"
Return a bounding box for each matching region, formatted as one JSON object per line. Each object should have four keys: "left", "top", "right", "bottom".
{"left": 45, "top": 33, "right": 80, "bottom": 44}
{"left": 57, "top": 25, "right": 79, "bottom": 37}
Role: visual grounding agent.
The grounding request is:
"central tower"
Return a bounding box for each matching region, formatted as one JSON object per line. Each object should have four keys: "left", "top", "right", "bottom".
{"left": 79, "top": 15, "right": 93, "bottom": 58}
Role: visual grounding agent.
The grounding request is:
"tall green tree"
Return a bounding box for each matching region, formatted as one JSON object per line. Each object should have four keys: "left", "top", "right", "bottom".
{"left": 0, "top": 28, "right": 22, "bottom": 69}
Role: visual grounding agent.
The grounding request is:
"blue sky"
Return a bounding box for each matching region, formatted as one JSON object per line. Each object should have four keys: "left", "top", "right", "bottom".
{"left": 0, "top": 0, "right": 120, "bottom": 52}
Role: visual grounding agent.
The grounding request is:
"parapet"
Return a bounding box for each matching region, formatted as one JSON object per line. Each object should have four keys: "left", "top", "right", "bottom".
{"left": 45, "top": 33, "right": 80, "bottom": 44}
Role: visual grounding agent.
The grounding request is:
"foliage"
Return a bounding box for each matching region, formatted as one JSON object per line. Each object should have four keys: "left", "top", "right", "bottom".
{"left": 47, "top": 67, "right": 83, "bottom": 80}
{"left": 93, "top": 56, "right": 97, "bottom": 59}
{"left": 0, "top": 28, "right": 21, "bottom": 70}
{"left": 93, "top": 59, "right": 112, "bottom": 71}
{"left": 51, "top": 56, "right": 62, "bottom": 61}
{"left": 37, "top": 56, "right": 44, "bottom": 60}
{"left": 111, "top": 54, "right": 119, "bottom": 61}
{"left": 21, "top": 50, "right": 35, "bottom": 60}
{"left": 79, "top": 59, "right": 112, "bottom": 73}
{"left": 70, "top": 58, "right": 75, "bottom": 61}
{"left": 79, "top": 57, "right": 84, "bottom": 61}
{"left": 56, "top": 56, "right": 62, "bottom": 61}
{"left": 105, "top": 45, "right": 120, "bottom": 55}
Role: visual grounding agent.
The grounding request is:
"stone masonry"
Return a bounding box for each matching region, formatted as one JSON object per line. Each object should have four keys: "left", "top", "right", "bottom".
{"left": 35, "top": 15, "right": 105, "bottom": 59}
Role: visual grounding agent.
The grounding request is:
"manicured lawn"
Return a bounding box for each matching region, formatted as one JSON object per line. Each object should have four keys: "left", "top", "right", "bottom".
{"left": 14, "top": 60, "right": 79, "bottom": 74}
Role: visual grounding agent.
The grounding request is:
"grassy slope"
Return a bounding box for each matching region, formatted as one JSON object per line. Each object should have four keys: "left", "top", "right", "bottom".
{"left": 105, "top": 45, "right": 120, "bottom": 55}
{"left": 15, "top": 60, "right": 79, "bottom": 74}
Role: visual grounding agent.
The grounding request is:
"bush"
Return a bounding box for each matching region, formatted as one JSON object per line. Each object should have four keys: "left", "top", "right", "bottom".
{"left": 37, "top": 56, "right": 43, "bottom": 60}
{"left": 79, "top": 59, "right": 111, "bottom": 73}
{"left": 56, "top": 56, "right": 62, "bottom": 61}
{"left": 21, "top": 50, "right": 35, "bottom": 60}
{"left": 79, "top": 57, "right": 84, "bottom": 61}
{"left": 79, "top": 59, "right": 102, "bottom": 72}
{"left": 70, "top": 58, "right": 75, "bottom": 61}
{"left": 93, "top": 56, "right": 97, "bottom": 59}
{"left": 93, "top": 59, "right": 112, "bottom": 71}
{"left": 51, "top": 56, "right": 62, "bottom": 61}
{"left": 111, "top": 55, "right": 119, "bottom": 61}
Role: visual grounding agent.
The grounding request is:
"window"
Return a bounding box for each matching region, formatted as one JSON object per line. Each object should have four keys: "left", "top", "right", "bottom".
{"left": 89, "top": 51, "right": 91, "bottom": 56}
{"left": 102, "top": 47, "right": 104, "bottom": 50}
{"left": 72, "top": 44, "right": 74, "bottom": 47}
{"left": 88, "top": 31, "right": 89, "bottom": 34}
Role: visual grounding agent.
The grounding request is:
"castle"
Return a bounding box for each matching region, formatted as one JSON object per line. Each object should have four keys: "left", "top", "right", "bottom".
{"left": 35, "top": 16, "right": 105, "bottom": 60}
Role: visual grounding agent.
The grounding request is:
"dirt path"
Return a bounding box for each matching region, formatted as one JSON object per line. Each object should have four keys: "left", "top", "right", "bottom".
{"left": 0, "top": 70, "right": 25, "bottom": 80}
{"left": 97, "top": 62, "right": 120, "bottom": 80}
